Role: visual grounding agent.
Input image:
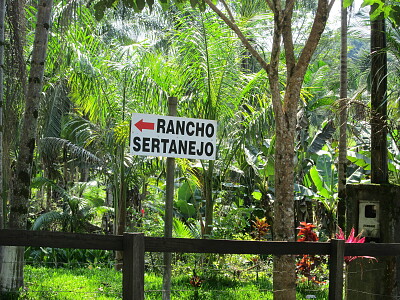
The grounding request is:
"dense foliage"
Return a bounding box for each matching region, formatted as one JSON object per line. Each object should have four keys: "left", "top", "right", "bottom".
{"left": 0, "top": 0, "right": 400, "bottom": 297}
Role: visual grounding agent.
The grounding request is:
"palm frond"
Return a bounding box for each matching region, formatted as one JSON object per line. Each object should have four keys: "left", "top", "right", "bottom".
{"left": 31, "top": 177, "right": 69, "bottom": 200}
{"left": 173, "top": 218, "right": 194, "bottom": 239}
{"left": 32, "top": 211, "right": 64, "bottom": 231}
{"left": 39, "top": 137, "right": 101, "bottom": 166}
{"left": 40, "top": 82, "right": 71, "bottom": 138}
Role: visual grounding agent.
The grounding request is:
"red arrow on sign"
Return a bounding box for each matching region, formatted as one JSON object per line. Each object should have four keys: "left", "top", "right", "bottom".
{"left": 135, "top": 119, "right": 155, "bottom": 132}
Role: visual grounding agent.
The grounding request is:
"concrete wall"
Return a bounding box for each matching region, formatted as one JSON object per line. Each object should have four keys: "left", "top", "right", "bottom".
{"left": 346, "top": 184, "right": 400, "bottom": 299}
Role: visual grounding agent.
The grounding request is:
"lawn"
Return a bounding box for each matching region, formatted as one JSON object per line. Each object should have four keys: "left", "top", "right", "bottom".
{"left": 15, "top": 266, "right": 328, "bottom": 299}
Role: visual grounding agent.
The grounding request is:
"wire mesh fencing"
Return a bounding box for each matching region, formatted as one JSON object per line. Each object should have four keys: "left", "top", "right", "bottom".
{"left": 5, "top": 230, "right": 380, "bottom": 299}
{"left": 1, "top": 250, "right": 331, "bottom": 299}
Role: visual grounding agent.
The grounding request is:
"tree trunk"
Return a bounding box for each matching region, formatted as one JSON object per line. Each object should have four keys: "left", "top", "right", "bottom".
{"left": 162, "top": 97, "right": 177, "bottom": 300}
{"left": 338, "top": 0, "right": 348, "bottom": 230}
{"left": 370, "top": 5, "right": 388, "bottom": 184}
{"left": 0, "top": 0, "right": 53, "bottom": 293}
{"left": 203, "top": 161, "right": 214, "bottom": 237}
{"left": 273, "top": 112, "right": 297, "bottom": 300}
{"left": 0, "top": 0, "right": 4, "bottom": 231}
{"left": 0, "top": 0, "right": 5, "bottom": 281}
{"left": 114, "top": 147, "right": 127, "bottom": 270}
{"left": 204, "top": 1, "right": 333, "bottom": 298}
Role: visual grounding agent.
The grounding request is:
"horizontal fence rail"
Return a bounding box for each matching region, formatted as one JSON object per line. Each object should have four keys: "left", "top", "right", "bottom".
{"left": 1, "top": 229, "right": 400, "bottom": 299}
{"left": 0, "top": 229, "right": 124, "bottom": 250}
{"left": 1, "top": 229, "right": 400, "bottom": 256}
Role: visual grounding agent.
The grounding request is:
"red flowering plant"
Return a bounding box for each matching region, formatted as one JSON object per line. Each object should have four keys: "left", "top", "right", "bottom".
{"left": 336, "top": 227, "right": 377, "bottom": 264}
{"left": 296, "top": 222, "right": 326, "bottom": 284}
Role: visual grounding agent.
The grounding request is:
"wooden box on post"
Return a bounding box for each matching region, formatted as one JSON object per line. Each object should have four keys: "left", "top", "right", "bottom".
{"left": 123, "top": 233, "right": 145, "bottom": 300}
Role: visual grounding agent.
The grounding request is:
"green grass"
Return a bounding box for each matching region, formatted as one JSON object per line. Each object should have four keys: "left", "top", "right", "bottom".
{"left": 21, "top": 266, "right": 122, "bottom": 299}
{"left": 16, "top": 266, "right": 328, "bottom": 299}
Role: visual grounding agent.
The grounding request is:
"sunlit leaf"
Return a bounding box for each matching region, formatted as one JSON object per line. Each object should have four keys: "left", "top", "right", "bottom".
{"left": 252, "top": 191, "right": 262, "bottom": 200}
{"left": 344, "top": 0, "right": 355, "bottom": 8}
{"left": 347, "top": 150, "right": 371, "bottom": 170}
{"left": 309, "top": 166, "right": 330, "bottom": 199}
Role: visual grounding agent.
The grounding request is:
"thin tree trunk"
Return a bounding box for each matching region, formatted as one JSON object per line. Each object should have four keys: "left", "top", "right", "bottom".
{"left": 0, "top": 0, "right": 6, "bottom": 281}
{"left": 338, "top": 0, "right": 348, "bottom": 230}
{"left": 162, "top": 96, "right": 177, "bottom": 300}
{"left": 271, "top": 2, "right": 333, "bottom": 298}
{"left": 203, "top": 160, "right": 214, "bottom": 237}
{"left": 114, "top": 147, "right": 127, "bottom": 270}
{"left": 273, "top": 115, "right": 297, "bottom": 300}
{"left": 115, "top": 70, "right": 129, "bottom": 270}
{"left": 0, "top": 0, "right": 4, "bottom": 231}
{"left": 0, "top": 0, "right": 53, "bottom": 293}
{"left": 9, "top": 0, "right": 53, "bottom": 229}
{"left": 370, "top": 4, "right": 388, "bottom": 184}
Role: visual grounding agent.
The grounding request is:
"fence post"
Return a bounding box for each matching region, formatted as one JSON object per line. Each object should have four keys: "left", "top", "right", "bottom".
{"left": 329, "top": 239, "right": 345, "bottom": 300}
{"left": 163, "top": 96, "right": 177, "bottom": 300}
{"left": 123, "top": 233, "right": 145, "bottom": 300}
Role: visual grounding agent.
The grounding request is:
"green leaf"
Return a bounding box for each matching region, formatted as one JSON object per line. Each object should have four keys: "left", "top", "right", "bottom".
{"left": 310, "top": 166, "right": 330, "bottom": 199}
{"left": 362, "top": 0, "right": 376, "bottom": 7}
{"left": 32, "top": 211, "right": 63, "bottom": 230}
{"left": 178, "top": 182, "right": 195, "bottom": 202}
{"left": 344, "top": 0, "right": 355, "bottom": 8}
{"left": 307, "top": 120, "right": 335, "bottom": 153}
{"left": 347, "top": 168, "right": 364, "bottom": 183}
{"left": 252, "top": 191, "right": 262, "bottom": 200}
{"left": 175, "top": 200, "right": 196, "bottom": 217}
{"left": 307, "top": 97, "right": 336, "bottom": 111}
{"left": 347, "top": 150, "right": 371, "bottom": 170}
{"left": 388, "top": 159, "right": 400, "bottom": 172}
{"left": 93, "top": 1, "right": 106, "bottom": 21}
{"left": 310, "top": 166, "right": 323, "bottom": 190}
{"left": 265, "top": 158, "right": 275, "bottom": 176}
{"left": 173, "top": 218, "right": 194, "bottom": 238}
{"left": 389, "top": 5, "right": 400, "bottom": 25}
{"left": 135, "top": 0, "right": 146, "bottom": 11}
{"left": 295, "top": 184, "right": 316, "bottom": 197}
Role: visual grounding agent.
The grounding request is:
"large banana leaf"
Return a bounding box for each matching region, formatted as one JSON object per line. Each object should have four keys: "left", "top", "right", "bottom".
{"left": 307, "top": 120, "right": 335, "bottom": 153}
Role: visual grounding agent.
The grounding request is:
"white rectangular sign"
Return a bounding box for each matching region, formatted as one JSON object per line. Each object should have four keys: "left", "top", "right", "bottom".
{"left": 130, "top": 113, "right": 217, "bottom": 160}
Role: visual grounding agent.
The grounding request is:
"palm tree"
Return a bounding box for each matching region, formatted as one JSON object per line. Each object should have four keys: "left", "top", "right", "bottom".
{"left": 0, "top": 0, "right": 6, "bottom": 285}
{"left": 0, "top": 0, "right": 5, "bottom": 231}
{"left": 0, "top": 0, "right": 54, "bottom": 293}
{"left": 31, "top": 179, "right": 110, "bottom": 233}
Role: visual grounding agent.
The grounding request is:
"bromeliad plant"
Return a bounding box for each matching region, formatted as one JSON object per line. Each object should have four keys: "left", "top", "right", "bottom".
{"left": 336, "top": 227, "right": 377, "bottom": 264}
